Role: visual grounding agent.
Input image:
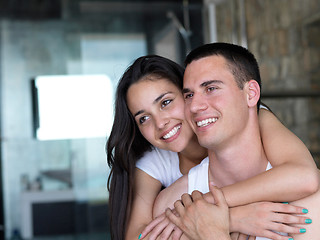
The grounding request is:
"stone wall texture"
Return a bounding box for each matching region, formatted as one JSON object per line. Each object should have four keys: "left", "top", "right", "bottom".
{"left": 216, "top": 0, "right": 320, "bottom": 166}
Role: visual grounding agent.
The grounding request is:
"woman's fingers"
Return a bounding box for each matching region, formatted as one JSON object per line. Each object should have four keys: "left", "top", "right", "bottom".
{"left": 230, "top": 232, "right": 240, "bottom": 240}
{"left": 272, "top": 212, "right": 312, "bottom": 225}
{"left": 155, "top": 222, "right": 176, "bottom": 240}
{"left": 238, "top": 233, "right": 250, "bottom": 240}
{"left": 147, "top": 216, "right": 171, "bottom": 240}
{"left": 140, "top": 213, "right": 166, "bottom": 239}
{"left": 268, "top": 221, "right": 307, "bottom": 235}
{"left": 171, "top": 226, "right": 183, "bottom": 240}
{"left": 270, "top": 202, "right": 308, "bottom": 214}
{"left": 247, "top": 236, "right": 256, "bottom": 240}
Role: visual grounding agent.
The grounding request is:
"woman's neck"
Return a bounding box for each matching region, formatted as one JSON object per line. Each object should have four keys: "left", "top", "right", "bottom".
{"left": 178, "top": 135, "right": 208, "bottom": 175}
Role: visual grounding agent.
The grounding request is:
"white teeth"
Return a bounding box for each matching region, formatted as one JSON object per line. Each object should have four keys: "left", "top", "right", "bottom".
{"left": 163, "top": 125, "right": 181, "bottom": 139}
{"left": 196, "top": 118, "right": 217, "bottom": 127}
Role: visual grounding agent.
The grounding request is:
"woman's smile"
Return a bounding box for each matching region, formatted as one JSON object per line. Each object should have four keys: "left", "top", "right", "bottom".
{"left": 161, "top": 123, "right": 182, "bottom": 142}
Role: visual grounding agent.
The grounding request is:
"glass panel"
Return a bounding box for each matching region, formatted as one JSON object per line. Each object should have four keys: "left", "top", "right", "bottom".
{"left": 0, "top": 1, "right": 204, "bottom": 239}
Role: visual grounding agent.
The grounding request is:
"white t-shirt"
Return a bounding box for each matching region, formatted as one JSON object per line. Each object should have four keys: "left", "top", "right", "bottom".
{"left": 136, "top": 147, "right": 183, "bottom": 187}
{"left": 188, "top": 159, "right": 272, "bottom": 194}
{"left": 188, "top": 161, "right": 287, "bottom": 240}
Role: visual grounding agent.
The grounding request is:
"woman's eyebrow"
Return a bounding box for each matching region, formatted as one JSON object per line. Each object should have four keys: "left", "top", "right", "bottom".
{"left": 153, "top": 92, "right": 172, "bottom": 103}
{"left": 134, "top": 110, "right": 144, "bottom": 117}
{"left": 134, "top": 92, "right": 173, "bottom": 117}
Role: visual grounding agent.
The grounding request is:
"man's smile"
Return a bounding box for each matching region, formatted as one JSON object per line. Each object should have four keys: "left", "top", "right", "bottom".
{"left": 196, "top": 117, "right": 218, "bottom": 127}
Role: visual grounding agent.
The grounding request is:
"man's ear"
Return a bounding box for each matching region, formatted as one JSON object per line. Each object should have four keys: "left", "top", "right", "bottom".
{"left": 245, "top": 80, "right": 260, "bottom": 107}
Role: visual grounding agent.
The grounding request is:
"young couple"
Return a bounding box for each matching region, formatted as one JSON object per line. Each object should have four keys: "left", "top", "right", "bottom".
{"left": 107, "top": 42, "right": 320, "bottom": 240}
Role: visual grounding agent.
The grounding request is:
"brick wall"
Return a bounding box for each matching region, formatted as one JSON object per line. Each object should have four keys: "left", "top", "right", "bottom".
{"left": 215, "top": 0, "right": 320, "bottom": 166}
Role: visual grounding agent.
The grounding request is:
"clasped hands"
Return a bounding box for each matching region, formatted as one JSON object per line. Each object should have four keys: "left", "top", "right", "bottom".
{"left": 140, "top": 183, "right": 230, "bottom": 240}
{"left": 139, "top": 183, "right": 312, "bottom": 240}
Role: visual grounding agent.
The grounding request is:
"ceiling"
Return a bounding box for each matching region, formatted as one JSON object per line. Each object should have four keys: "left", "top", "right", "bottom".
{"left": 0, "top": 0, "right": 203, "bottom": 20}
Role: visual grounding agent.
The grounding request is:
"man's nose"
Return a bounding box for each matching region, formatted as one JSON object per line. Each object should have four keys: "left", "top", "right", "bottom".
{"left": 189, "top": 93, "right": 207, "bottom": 113}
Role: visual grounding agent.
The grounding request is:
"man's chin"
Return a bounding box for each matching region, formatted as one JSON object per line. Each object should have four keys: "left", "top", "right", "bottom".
{"left": 198, "top": 139, "right": 213, "bottom": 149}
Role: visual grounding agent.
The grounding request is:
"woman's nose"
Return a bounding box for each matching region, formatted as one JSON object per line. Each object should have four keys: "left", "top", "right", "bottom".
{"left": 155, "top": 115, "right": 169, "bottom": 129}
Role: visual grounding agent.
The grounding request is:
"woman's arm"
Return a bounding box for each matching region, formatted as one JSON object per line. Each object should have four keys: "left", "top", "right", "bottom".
{"left": 125, "top": 168, "right": 162, "bottom": 240}
{"left": 291, "top": 180, "right": 320, "bottom": 239}
{"left": 221, "top": 109, "right": 319, "bottom": 207}
{"left": 153, "top": 109, "right": 318, "bottom": 210}
{"left": 147, "top": 179, "right": 309, "bottom": 240}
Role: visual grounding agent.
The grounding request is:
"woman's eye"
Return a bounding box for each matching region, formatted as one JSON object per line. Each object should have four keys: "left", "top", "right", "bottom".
{"left": 161, "top": 99, "right": 172, "bottom": 108}
{"left": 139, "top": 115, "right": 149, "bottom": 124}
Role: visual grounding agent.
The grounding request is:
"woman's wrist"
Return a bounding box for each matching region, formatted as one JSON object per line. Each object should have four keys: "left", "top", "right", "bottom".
{"left": 228, "top": 207, "right": 239, "bottom": 233}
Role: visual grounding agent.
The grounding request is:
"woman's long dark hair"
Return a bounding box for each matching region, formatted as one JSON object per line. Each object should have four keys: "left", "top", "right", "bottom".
{"left": 106, "top": 55, "right": 184, "bottom": 240}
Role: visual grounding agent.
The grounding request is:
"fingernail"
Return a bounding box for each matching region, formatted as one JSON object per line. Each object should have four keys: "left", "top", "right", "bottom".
{"left": 282, "top": 202, "right": 289, "bottom": 204}
{"left": 305, "top": 219, "right": 312, "bottom": 224}
{"left": 299, "top": 228, "right": 306, "bottom": 233}
{"left": 302, "top": 209, "right": 308, "bottom": 213}
{"left": 138, "top": 234, "right": 142, "bottom": 239}
{"left": 288, "top": 238, "right": 293, "bottom": 240}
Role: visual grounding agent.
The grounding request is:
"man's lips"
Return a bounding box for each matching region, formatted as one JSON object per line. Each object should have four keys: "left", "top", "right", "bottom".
{"left": 196, "top": 117, "right": 218, "bottom": 127}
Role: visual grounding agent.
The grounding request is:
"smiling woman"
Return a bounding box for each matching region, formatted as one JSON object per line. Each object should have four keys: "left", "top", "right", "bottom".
{"left": 106, "top": 55, "right": 208, "bottom": 240}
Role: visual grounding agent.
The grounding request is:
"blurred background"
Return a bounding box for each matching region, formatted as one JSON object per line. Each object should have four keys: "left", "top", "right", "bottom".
{"left": 0, "top": 0, "right": 319, "bottom": 239}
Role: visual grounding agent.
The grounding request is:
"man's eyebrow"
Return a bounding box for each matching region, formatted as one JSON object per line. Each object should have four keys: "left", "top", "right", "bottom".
{"left": 182, "top": 88, "right": 190, "bottom": 94}
{"left": 200, "top": 80, "right": 223, "bottom": 87}
{"left": 182, "top": 80, "right": 223, "bottom": 94}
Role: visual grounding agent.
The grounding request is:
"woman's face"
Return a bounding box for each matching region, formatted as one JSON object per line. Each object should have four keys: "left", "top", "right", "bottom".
{"left": 127, "top": 78, "right": 195, "bottom": 153}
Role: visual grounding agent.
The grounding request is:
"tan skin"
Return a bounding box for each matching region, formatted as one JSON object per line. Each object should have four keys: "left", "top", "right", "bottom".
{"left": 126, "top": 77, "right": 318, "bottom": 240}
{"left": 149, "top": 55, "right": 320, "bottom": 240}
{"left": 166, "top": 184, "right": 231, "bottom": 240}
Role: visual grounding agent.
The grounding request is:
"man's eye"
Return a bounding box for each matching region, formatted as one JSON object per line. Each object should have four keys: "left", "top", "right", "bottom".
{"left": 139, "top": 116, "right": 149, "bottom": 124}
{"left": 207, "top": 86, "right": 217, "bottom": 92}
{"left": 184, "top": 93, "right": 193, "bottom": 99}
{"left": 161, "top": 99, "right": 172, "bottom": 108}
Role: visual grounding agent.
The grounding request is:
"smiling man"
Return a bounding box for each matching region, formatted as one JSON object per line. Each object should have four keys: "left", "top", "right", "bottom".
{"left": 145, "top": 43, "right": 320, "bottom": 240}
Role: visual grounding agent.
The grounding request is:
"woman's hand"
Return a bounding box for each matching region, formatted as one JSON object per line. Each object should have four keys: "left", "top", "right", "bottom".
{"left": 230, "top": 201, "right": 311, "bottom": 240}
{"left": 230, "top": 232, "right": 255, "bottom": 240}
{"left": 139, "top": 212, "right": 183, "bottom": 240}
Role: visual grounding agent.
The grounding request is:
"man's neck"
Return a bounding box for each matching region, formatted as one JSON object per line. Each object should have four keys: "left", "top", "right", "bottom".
{"left": 208, "top": 115, "right": 268, "bottom": 187}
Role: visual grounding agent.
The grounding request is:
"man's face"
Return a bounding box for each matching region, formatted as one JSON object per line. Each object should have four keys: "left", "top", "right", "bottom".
{"left": 183, "top": 55, "right": 250, "bottom": 150}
